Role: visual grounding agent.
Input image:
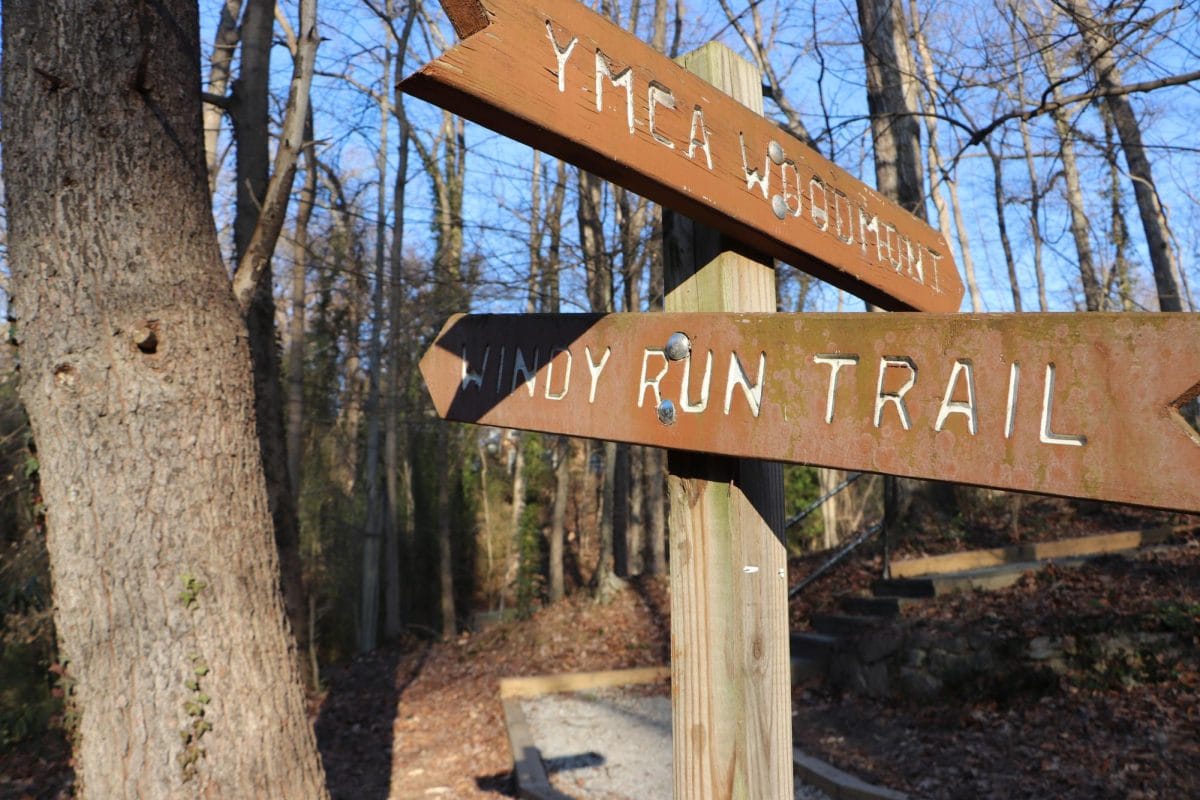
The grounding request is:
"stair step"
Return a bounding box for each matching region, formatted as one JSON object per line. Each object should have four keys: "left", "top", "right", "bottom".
{"left": 790, "top": 632, "right": 838, "bottom": 661}
{"left": 872, "top": 578, "right": 937, "bottom": 598}
{"left": 888, "top": 525, "right": 1183, "bottom": 578}
{"left": 875, "top": 560, "right": 1046, "bottom": 598}
{"left": 790, "top": 655, "right": 824, "bottom": 685}
{"left": 838, "top": 595, "right": 912, "bottom": 617}
{"left": 811, "top": 613, "right": 885, "bottom": 637}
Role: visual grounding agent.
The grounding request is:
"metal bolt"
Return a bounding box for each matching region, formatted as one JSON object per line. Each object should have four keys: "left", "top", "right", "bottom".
{"left": 768, "top": 140, "right": 785, "bottom": 165}
{"left": 771, "top": 194, "right": 788, "bottom": 220}
{"left": 664, "top": 332, "right": 691, "bottom": 361}
{"left": 656, "top": 399, "right": 677, "bottom": 426}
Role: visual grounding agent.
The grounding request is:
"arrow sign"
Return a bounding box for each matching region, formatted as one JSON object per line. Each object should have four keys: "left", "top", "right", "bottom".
{"left": 421, "top": 312, "right": 1200, "bottom": 512}
{"left": 401, "top": 0, "right": 964, "bottom": 313}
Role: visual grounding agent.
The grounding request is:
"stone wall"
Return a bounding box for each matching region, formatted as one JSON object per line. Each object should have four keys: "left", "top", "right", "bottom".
{"left": 827, "top": 621, "right": 1186, "bottom": 700}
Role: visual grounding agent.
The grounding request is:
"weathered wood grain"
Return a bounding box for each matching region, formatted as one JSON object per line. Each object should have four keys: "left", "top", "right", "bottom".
{"left": 400, "top": 0, "right": 964, "bottom": 312}
{"left": 419, "top": 311, "right": 1200, "bottom": 513}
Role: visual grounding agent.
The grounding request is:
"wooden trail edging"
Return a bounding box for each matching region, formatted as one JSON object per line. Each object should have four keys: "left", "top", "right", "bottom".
{"left": 499, "top": 667, "right": 669, "bottom": 800}
{"left": 498, "top": 667, "right": 910, "bottom": 800}
{"left": 887, "top": 524, "right": 1193, "bottom": 579}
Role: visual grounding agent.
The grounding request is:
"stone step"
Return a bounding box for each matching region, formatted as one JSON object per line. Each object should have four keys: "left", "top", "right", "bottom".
{"left": 811, "top": 613, "right": 886, "bottom": 637}
{"left": 838, "top": 594, "right": 913, "bottom": 617}
{"left": 790, "top": 631, "right": 838, "bottom": 662}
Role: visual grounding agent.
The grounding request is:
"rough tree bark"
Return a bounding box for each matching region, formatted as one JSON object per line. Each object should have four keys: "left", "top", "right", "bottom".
{"left": 1, "top": 0, "right": 328, "bottom": 796}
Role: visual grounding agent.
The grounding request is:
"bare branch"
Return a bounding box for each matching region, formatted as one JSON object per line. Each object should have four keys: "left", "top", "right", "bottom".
{"left": 964, "top": 67, "right": 1200, "bottom": 148}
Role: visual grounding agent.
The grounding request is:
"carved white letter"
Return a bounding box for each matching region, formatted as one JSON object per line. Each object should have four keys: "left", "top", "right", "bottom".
{"left": 585, "top": 346, "right": 611, "bottom": 405}
{"left": 934, "top": 359, "right": 977, "bottom": 435}
{"left": 648, "top": 81, "right": 676, "bottom": 149}
{"left": 813, "top": 354, "right": 858, "bottom": 424}
{"left": 595, "top": 50, "right": 635, "bottom": 134}
{"left": 544, "top": 347, "right": 572, "bottom": 400}
{"left": 1004, "top": 361, "right": 1020, "bottom": 439}
{"left": 511, "top": 348, "right": 539, "bottom": 397}
{"left": 874, "top": 357, "right": 917, "bottom": 430}
{"left": 687, "top": 107, "right": 713, "bottom": 169}
{"left": 545, "top": 23, "right": 578, "bottom": 93}
{"left": 680, "top": 351, "right": 713, "bottom": 413}
{"left": 461, "top": 345, "right": 490, "bottom": 391}
{"left": 739, "top": 133, "right": 771, "bottom": 199}
{"left": 724, "top": 351, "right": 766, "bottom": 417}
{"left": 638, "top": 348, "right": 669, "bottom": 408}
{"left": 1039, "top": 363, "right": 1086, "bottom": 446}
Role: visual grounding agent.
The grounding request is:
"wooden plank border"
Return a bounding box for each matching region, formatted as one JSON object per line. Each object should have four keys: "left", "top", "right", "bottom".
{"left": 498, "top": 666, "right": 670, "bottom": 799}
{"left": 888, "top": 525, "right": 1192, "bottom": 578}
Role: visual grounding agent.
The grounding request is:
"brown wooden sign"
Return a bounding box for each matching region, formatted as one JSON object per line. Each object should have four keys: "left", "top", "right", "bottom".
{"left": 420, "top": 312, "right": 1200, "bottom": 512}
{"left": 400, "top": 0, "right": 964, "bottom": 313}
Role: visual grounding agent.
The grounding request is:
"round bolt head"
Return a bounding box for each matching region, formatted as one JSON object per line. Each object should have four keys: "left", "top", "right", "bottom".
{"left": 768, "top": 140, "right": 785, "bottom": 165}
{"left": 771, "top": 194, "right": 789, "bottom": 220}
{"left": 664, "top": 332, "right": 691, "bottom": 361}
{"left": 656, "top": 399, "right": 677, "bottom": 426}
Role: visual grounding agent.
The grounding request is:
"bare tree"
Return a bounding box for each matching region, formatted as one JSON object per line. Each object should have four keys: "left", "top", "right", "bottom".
{"left": 1060, "top": 0, "right": 1187, "bottom": 311}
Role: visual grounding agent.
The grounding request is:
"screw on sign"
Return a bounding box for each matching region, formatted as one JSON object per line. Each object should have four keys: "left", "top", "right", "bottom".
{"left": 421, "top": 311, "right": 1200, "bottom": 514}
{"left": 400, "top": 0, "right": 965, "bottom": 313}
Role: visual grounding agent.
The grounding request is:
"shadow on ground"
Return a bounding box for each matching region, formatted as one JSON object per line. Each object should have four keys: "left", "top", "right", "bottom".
{"left": 316, "top": 642, "right": 429, "bottom": 800}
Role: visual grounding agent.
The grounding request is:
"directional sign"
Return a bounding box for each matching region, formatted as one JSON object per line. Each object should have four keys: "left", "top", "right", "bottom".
{"left": 400, "top": 0, "right": 964, "bottom": 312}
{"left": 421, "top": 312, "right": 1200, "bottom": 512}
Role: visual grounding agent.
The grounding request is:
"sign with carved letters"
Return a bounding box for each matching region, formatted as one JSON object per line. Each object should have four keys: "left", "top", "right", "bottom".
{"left": 400, "top": 0, "right": 965, "bottom": 312}
{"left": 420, "top": 312, "right": 1200, "bottom": 512}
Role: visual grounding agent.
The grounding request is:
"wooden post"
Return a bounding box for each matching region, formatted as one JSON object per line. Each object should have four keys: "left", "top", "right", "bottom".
{"left": 663, "top": 44, "right": 792, "bottom": 800}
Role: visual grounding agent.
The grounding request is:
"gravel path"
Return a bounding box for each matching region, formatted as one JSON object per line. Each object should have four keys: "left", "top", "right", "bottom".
{"left": 520, "top": 689, "right": 830, "bottom": 799}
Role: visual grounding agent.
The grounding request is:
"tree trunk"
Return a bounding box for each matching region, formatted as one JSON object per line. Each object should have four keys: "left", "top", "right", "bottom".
{"left": 908, "top": 0, "right": 983, "bottom": 312}
{"left": 818, "top": 468, "right": 843, "bottom": 550}
{"left": 435, "top": 427, "right": 457, "bottom": 639}
{"left": 1064, "top": 0, "right": 1187, "bottom": 311}
{"left": 985, "top": 141, "right": 1022, "bottom": 311}
{"left": 231, "top": 0, "right": 313, "bottom": 687}
{"left": 203, "top": 0, "right": 243, "bottom": 189}
{"left": 385, "top": 0, "right": 419, "bottom": 636}
{"left": 645, "top": 446, "right": 666, "bottom": 575}
{"left": 359, "top": 35, "right": 391, "bottom": 653}
{"left": 286, "top": 117, "right": 315, "bottom": 509}
{"left": 1039, "top": 37, "right": 1103, "bottom": 310}
{"left": 856, "top": 0, "right": 925, "bottom": 217}
{"left": 626, "top": 445, "right": 645, "bottom": 575}
{"left": 856, "top": 0, "right": 926, "bottom": 528}
{"left": 1, "top": 0, "right": 328, "bottom": 795}
{"left": 548, "top": 437, "right": 570, "bottom": 602}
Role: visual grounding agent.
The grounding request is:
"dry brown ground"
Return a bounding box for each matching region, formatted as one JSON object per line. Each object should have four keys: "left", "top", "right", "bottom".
{"left": 5, "top": 499, "right": 1197, "bottom": 799}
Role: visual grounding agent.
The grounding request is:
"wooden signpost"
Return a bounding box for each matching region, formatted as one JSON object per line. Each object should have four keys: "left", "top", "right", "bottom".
{"left": 420, "top": 310, "right": 1200, "bottom": 513}
{"left": 403, "top": 1, "right": 1200, "bottom": 797}
{"left": 400, "top": 0, "right": 964, "bottom": 313}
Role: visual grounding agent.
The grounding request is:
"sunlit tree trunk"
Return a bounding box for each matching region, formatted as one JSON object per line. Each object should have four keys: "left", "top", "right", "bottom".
{"left": 2, "top": 0, "right": 329, "bottom": 794}
{"left": 203, "top": 0, "right": 242, "bottom": 189}
{"left": 908, "top": 0, "right": 981, "bottom": 310}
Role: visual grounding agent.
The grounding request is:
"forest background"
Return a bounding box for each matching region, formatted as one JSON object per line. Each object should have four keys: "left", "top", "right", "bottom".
{"left": 1, "top": 0, "right": 1198, "bottom": 774}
